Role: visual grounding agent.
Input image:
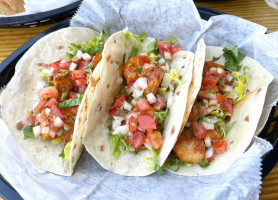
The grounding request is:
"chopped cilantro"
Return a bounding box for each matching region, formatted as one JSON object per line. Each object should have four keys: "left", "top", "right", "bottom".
{"left": 199, "top": 160, "right": 210, "bottom": 168}
{"left": 130, "top": 46, "right": 139, "bottom": 58}
{"left": 222, "top": 45, "right": 246, "bottom": 72}
{"left": 23, "top": 125, "right": 34, "bottom": 139}
{"left": 212, "top": 55, "right": 221, "bottom": 62}
{"left": 164, "top": 153, "right": 184, "bottom": 172}
{"left": 136, "top": 67, "right": 143, "bottom": 73}
{"left": 85, "top": 29, "right": 108, "bottom": 56}
{"left": 139, "top": 32, "right": 147, "bottom": 42}
{"left": 217, "top": 77, "right": 225, "bottom": 87}
{"left": 47, "top": 82, "right": 54, "bottom": 86}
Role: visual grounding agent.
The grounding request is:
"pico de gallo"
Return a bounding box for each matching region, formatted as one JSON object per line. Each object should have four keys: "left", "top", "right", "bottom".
{"left": 107, "top": 29, "right": 183, "bottom": 173}
{"left": 23, "top": 30, "right": 108, "bottom": 162}
{"left": 166, "top": 45, "right": 250, "bottom": 170}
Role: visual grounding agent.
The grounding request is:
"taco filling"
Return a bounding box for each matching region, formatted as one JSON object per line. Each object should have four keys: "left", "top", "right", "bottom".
{"left": 106, "top": 38, "right": 183, "bottom": 159}
{"left": 168, "top": 46, "right": 250, "bottom": 169}
{"left": 23, "top": 30, "right": 108, "bottom": 161}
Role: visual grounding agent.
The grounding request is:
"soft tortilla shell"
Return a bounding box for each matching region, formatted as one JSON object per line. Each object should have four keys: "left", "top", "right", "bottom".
{"left": 167, "top": 46, "right": 274, "bottom": 176}
{"left": 1, "top": 27, "right": 100, "bottom": 176}
{"left": 82, "top": 31, "right": 194, "bottom": 176}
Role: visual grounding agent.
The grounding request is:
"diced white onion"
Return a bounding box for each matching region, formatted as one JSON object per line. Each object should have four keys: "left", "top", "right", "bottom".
{"left": 209, "top": 67, "right": 217, "bottom": 73}
{"left": 41, "top": 127, "right": 49, "bottom": 134}
{"left": 133, "top": 77, "right": 148, "bottom": 91}
{"left": 49, "top": 131, "right": 56, "bottom": 138}
{"left": 203, "top": 117, "right": 219, "bottom": 124}
{"left": 203, "top": 99, "right": 209, "bottom": 108}
{"left": 54, "top": 117, "right": 64, "bottom": 128}
{"left": 42, "top": 69, "right": 53, "bottom": 76}
{"left": 201, "top": 121, "right": 215, "bottom": 130}
{"left": 132, "top": 89, "right": 144, "bottom": 99}
{"left": 112, "top": 125, "right": 129, "bottom": 135}
{"left": 37, "top": 81, "right": 47, "bottom": 90}
{"left": 143, "top": 63, "right": 155, "bottom": 69}
{"left": 165, "top": 62, "right": 170, "bottom": 72}
{"left": 204, "top": 137, "right": 212, "bottom": 147}
{"left": 69, "top": 62, "right": 77, "bottom": 71}
{"left": 209, "top": 99, "right": 218, "bottom": 106}
{"left": 205, "top": 147, "right": 214, "bottom": 158}
{"left": 64, "top": 124, "right": 71, "bottom": 131}
{"left": 82, "top": 53, "right": 91, "bottom": 61}
{"left": 185, "top": 121, "right": 191, "bottom": 127}
{"left": 198, "top": 91, "right": 217, "bottom": 100}
{"left": 223, "top": 85, "right": 233, "bottom": 92}
{"left": 127, "top": 131, "right": 133, "bottom": 137}
{"left": 129, "top": 85, "right": 135, "bottom": 92}
{"left": 144, "top": 142, "right": 152, "bottom": 150}
{"left": 158, "top": 57, "right": 165, "bottom": 64}
{"left": 76, "top": 50, "right": 83, "bottom": 58}
{"left": 227, "top": 74, "right": 233, "bottom": 82}
{"left": 131, "top": 99, "right": 137, "bottom": 106}
{"left": 161, "top": 73, "right": 170, "bottom": 88}
{"left": 33, "top": 126, "right": 41, "bottom": 137}
{"left": 146, "top": 93, "right": 156, "bottom": 104}
{"left": 217, "top": 67, "right": 223, "bottom": 74}
{"left": 125, "top": 113, "right": 137, "bottom": 122}
{"left": 60, "top": 60, "right": 67, "bottom": 64}
{"left": 123, "top": 101, "right": 132, "bottom": 111}
{"left": 112, "top": 116, "right": 124, "bottom": 130}
{"left": 164, "top": 51, "right": 172, "bottom": 60}
{"left": 45, "top": 108, "right": 51, "bottom": 116}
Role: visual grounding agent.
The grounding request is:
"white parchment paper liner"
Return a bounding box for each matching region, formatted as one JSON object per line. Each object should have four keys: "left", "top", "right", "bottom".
{"left": 1, "top": 0, "right": 278, "bottom": 199}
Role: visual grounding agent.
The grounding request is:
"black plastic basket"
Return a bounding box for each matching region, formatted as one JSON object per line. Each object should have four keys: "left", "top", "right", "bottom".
{"left": 0, "top": 1, "right": 81, "bottom": 28}
{"left": 0, "top": 6, "right": 277, "bottom": 200}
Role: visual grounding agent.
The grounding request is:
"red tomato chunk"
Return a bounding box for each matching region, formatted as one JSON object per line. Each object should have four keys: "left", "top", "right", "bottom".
{"left": 136, "top": 99, "right": 151, "bottom": 112}
{"left": 137, "top": 113, "right": 156, "bottom": 130}
{"left": 213, "top": 140, "right": 227, "bottom": 154}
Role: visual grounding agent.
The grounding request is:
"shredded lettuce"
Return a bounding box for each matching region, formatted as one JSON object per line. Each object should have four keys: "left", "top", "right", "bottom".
{"left": 52, "top": 137, "right": 61, "bottom": 145}
{"left": 143, "top": 148, "right": 163, "bottom": 175}
{"left": 66, "top": 52, "right": 74, "bottom": 61}
{"left": 47, "top": 82, "right": 54, "bottom": 86}
{"left": 59, "top": 141, "right": 72, "bottom": 162}
{"left": 130, "top": 46, "right": 139, "bottom": 58}
{"left": 23, "top": 125, "right": 34, "bottom": 139}
{"left": 154, "top": 108, "right": 169, "bottom": 125}
{"left": 164, "top": 153, "right": 184, "bottom": 172}
{"left": 149, "top": 52, "right": 158, "bottom": 64}
{"left": 57, "top": 129, "right": 65, "bottom": 136}
{"left": 231, "top": 72, "right": 249, "bottom": 104}
{"left": 60, "top": 90, "right": 69, "bottom": 101}
{"left": 199, "top": 160, "right": 210, "bottom": 168}
{"left": 215, "top": 118, "right": 236, "bottom": 139}
{"left": 122, "top": 27, "right": 142, "bottom": 47}
{"left": 164, "top": 38, "right": 183, "bottom": 48}
{"left": 147, "top": 39, "right": 158, "bottom": 53}
{"left": 85, "top": 29, "right": 108, "bottom": 56}
{"left": 39, "top": 72, "right": 48, "bottom": 80}
{"left": 84, "top": 62, "right": 94, "bottom": 74}
{"left": 139, "top": 32, "right": 147, "bottom": 42}
{"left": 58, "top": 94, "right": 83, "bottom": 109}
{"left": 158, "top": 87, "right": 167, "bottom": 96}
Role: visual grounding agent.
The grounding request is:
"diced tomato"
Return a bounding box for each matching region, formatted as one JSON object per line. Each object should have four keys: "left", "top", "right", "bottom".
{"left": 192, "top": 120, "right": 207, "bottom": 139}
{"left": 129, "top": 77, "right": 138, "bottom": 84}
{"left": 156, "top": 41, "right": 171, "bottom": 58}
{"left": 128, "top": 116, "right": 138, "bottom": 132}
{"left": 61, "top": 106, "right": 78, "bottom": 116}
{"left": 67, "top": 92, "right": 77, "bottom": 99}
{"left": 45, "top": 98, "right": 58, "bottom": 108}
{"left": 34, "top": 99, "right": 47, "bottom": 114}
{"left": 138, "top": 55, "right": 150, "bottom": 66}
{"left": 202, "top": 75, "right": 219, "bottom": 87}
{"left": 77, "top": 59, "right": 87, "bottom": 70}
{"left": 49, "top": 60, "right": 60, "bottom": 73}
{"left": 38, "top": 87, "right": 59, "bottom": 100}
{"left": 26, "top": 113, "right": 35, "bottom": 126}
{"left": 216, "top": 93, "right": 225, "bottom": 104}
{"left": 224, "top": 71, "right": 232, "bottom": 84}
{"left": 152, "top": 96, "right": 166, "bottom": 111}
{"left": 108, "top": 107, "right": 121, "bottom": 116}
{"left": 137, "top": 113, "right": 156, "bottom": 130}
{"left": 38, "top": 109, "right": 48, "bottom": 126}
{"left": 136, "top": 99, "right": 151, "bottom": 112}
{"left": 72, "top": 70, "right": 86, "bottom": 80}
{"left": 75, "top": 79, "right": 86, "bottom": 86}
{"left": 207, "top": 154, "right": 215, "bottom": 162}
{"left": 171, "top": 45, "right": 182, "bottom": 55}
{"left": 130, "top": 130, "right": 146, "bottom": 149}
{"left": 146, "top": 130, "right": 163, "bottom": 149}
{"left": 112, "top": 93, "right": 126, "bottom": 108}
{"left": 213, "top": 140, "right": 227, "bottom": 154}
{"left": 59, "top": 61, "right": 71, "bottom": 70}
{"left": 51, "top": 105, "right": 64, "bottom": 118}
{"left": 48, "top": 121, "right": 60, "bottom": 135}
{"left": 220, "top": 98, "right": 233, "bottom": 114}
{"left": 78, "top": 85, "right": 87, "bottom": 94}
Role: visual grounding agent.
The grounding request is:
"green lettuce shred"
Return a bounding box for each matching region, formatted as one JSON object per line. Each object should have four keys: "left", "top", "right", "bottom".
{"left": 231, "top": 71, "right": 249, "bottom": 104}
{"left": 58, "top": 94, "right": 83, "bottom": 109}
{"left": 23, "top": 125, "right": 34, "bottom": 139}
{"left": 165, "top": 38, "right": 183, "bottom": 48}
{"left": 143, "top": 148, "right": 163, "bottom": 175}
{"left": 59, "top": 141, "right": 72, "bottom": 162}
{"left": 122, "top": 27, "right": 142, "bottom": 47}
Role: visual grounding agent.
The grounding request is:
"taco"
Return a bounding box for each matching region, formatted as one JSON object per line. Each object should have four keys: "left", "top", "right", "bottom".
{"left": 165, "top": 44, "right": 274, "bottom": 176}
{"left": 1, "top": 27, "right": 108, "bottom": 176}
{"left": 82, "top": 28, "right": 197, "bottom": 176}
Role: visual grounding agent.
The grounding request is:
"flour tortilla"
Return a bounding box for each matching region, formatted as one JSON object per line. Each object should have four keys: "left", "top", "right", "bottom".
{"left": 82, "top": 31, "right": 194, "bottom": 176}
{"left": 1, "top": 27, "right": 101, "bottom": 176}
{"left": 166, "top": 45, "right": 274, "bottom": 176}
